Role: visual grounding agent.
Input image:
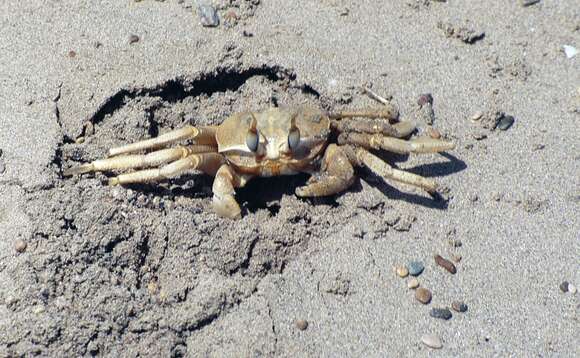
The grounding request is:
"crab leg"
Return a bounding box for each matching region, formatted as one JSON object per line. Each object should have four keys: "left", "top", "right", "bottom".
{"left": 212, "top": 164, "right": 252, "bottom": 220}
{"left": 328, "top": 109, "right": 398, "bottom": 122}
{"left": 108, "top": 125, "right": 217, "bottom": 156}
{"left": 338, "top": 132, "right": 455, "bottom": 154}
{"left": 63, "top": 145, "right": 217, "bottom": 176}
{"left": 108, "top": 153, "right": 224, "bottom": 186}
{"left": 355, "top": 148, "right": 438, "bottom": 193}
{"left": 335, "top": 119, "right": 416, "bottom": 138}
{"left": 296, "top": 144, "right": 355, "bottom": 197}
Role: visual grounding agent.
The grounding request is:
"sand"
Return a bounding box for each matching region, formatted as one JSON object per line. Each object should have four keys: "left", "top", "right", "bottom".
{"left": 0, "top": 0, "right": 578, "bottom": 356}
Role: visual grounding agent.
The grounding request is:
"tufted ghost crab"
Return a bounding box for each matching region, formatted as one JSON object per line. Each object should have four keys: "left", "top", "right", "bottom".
{"left": 64, "top": 106, "right": 455, "bottom": 219}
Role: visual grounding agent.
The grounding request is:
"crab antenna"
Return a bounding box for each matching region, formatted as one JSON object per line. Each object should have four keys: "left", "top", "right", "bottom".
{"left": 248, "top": 112, "right": 258, "bottom": 133}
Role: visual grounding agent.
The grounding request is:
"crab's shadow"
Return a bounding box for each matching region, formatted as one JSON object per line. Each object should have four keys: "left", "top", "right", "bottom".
{"left": 363, "top": 152, "right": 466, "bottom": 209}
{"left": 125, "top": 152, "right": 465, "bottom": 215}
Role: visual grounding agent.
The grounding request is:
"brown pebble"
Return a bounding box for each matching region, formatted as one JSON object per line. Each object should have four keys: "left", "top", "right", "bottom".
{"left": 295, "top": 319, "right": 308, "bottom": 331}
{"left": 68, "top": 50, "right": 76, "bottom": 58}
{"left": 435, "top": 254, "right": 457, "bottom": 274}
{"left": 417, "top": 93, "right": 433, "bottom": 106}
{"left": 129, "top": 34, "right": 140, "bottom": 44}
{"left": 451, "top": 301, "right": 468, "bottom": 313}
{"left": 15, "top": 239, "right": 27, "bottom": 253}
{"left": 415, "top": 287, "right": 432, "bottom": 304}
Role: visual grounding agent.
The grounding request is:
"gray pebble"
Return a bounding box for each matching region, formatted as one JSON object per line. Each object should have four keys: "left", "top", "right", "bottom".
{"left": 559, "top": 281, "right": 569, "bottom": 293}
{"left": 451, "top": 301, "right": 468, "bottom": 313}
{"left": 496, "top": 115, "right": 515, "bottom": 130}
{"left": 430, "top": 308, "right": 452, "bottom": 320}
{"left": 0, "top": 161, "right": 5, "bottom": 174}
{"left": 128, "top": 34, "right": 140, "bottom": 44}
{"left": 408, "top": 261, "right": 424, "bottom": 276}
{"left": 520, "top": 0, "right": 540, "bottom": 6}
{"left": 197, "top": 4, "right": 219, "bottom": 27}
{"left": 421, "top": 333, "right": 442, "bottom": 349}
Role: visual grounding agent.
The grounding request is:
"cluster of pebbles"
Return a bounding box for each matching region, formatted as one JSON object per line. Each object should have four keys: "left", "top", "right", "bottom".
{"left": 394, "top": 253, "right": 467, "bottom": 350}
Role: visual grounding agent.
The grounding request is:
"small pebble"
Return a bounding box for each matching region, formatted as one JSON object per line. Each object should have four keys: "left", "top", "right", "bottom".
{"left": 434, "top": 254, "right": 457, "bottom": 274}
{"left": 470, "top": 111, "right": 484, "bottom": 121}
{"left": 407, "top": 278, "right": 420, "bottom": 289}
{"left": 448, "top": 238, "right": 462, "bottom": 247}
{"left": 451, "top": 301, "right": 468, "bottom": 313}
{"left": 33, "top": 306, "right": 45, "bottom": 314}
{"left": 295, "top": 319, "right": 308, "bottom": 331}
{"left": 559, "top": 281, "right": 569, "bottom": 292}
{"left": 14, "top": 239, "right": 27, "bottom": 253}
{"left": 417, "top": 93, "right": 433, "bottom": 106}
{"left": 472, "top": 132, "right": 487, "bottom": 140}
{"left": 68, "top": 50, "right": 76, "bottom": 58}
{"left": 430, "top": 307, "right": 452, "bottom": 320}
{"left": 84, "top": 121, "right": 95, "bottom": 136}
{"left": 532, "top": 143, "right": 545, "bottom": 151}
{"left": 421, "top": 333, "right": 442, "bottom": 349}
{"left": 396, "top": 265, "right": 409, "bottom": 278}
{"left": 408, "top": 261, "right": 424, "bottom": 276}
{"left": 426, "top": 127, "right": 441, "bottom": 139}
{"left": 496, "top": 115, "right": 515, "bottom": 130}
{"left": 569, "top": 284, "right": 577, "bottom": 294}
{"left": 0, "top": 162, "right": 5, "bottom": 174}
{"left": 563, "top": 45, "right": 578, "bottom": 59}
{"left": 197, "top": 4, "right": 219, "bottom": 27}
{"left": 451, "top": 254, "right": 462, "bottom": 263}
{"left": 415, "top": 288, "right": 432, "bottom": 304}
{"left": 147, "top": 281, "right": 158, "bottom": 295}
{"left": 128, "top": 34, "right": 140, "bottom": 44}
{"left": 520, "top": 0, "right": 540, "bottom": 6}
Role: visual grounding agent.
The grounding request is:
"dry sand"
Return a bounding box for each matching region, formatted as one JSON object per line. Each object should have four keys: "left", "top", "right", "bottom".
{"left": 0, "top": 0, "right": 578, "bottom": 356}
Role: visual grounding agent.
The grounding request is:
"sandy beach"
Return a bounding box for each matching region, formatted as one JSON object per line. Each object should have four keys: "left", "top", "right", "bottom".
{"left": 0, "top": 0, "right": 578, "bottom": 356}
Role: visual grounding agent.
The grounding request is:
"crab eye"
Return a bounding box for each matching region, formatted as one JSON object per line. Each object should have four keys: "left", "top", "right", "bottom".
{"left": 287, "top": 128, "right": 300, "bottom": 151}
{"left": 246, "top": 130, "right": 259, "bottom": 152}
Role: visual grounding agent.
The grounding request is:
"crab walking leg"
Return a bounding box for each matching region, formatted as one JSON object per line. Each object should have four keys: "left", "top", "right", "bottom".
{"left": 328, "top": 108, "right": 398, "bottom": 122}
{"left": 212, "top": 165, "right": 252, "bottom": 219}
{"left": 108, "top": 153, "right": 224, "bottom": 186}
{"left": 63, "top": 145, "right": 217, "bottom": 176}
{"left": 296, "top": 144, "right": 355, "bottom": 197}
{"left": 356, "top": 148, "right": 439, "bottom": 193}
{"left": 338, "top": 132, "right": 455, "bottom": 154}
{"left": 108, "top": 126, "right": 218, "bottom": 156}
{"left": 335, "top": 119, "right": 416, "bottom": 138}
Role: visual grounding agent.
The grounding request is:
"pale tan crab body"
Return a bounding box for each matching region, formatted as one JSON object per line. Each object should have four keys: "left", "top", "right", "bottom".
{"left": 216, "top": 107, "right": 329, "bottom": 177}
{"left": 64, "top": 105, "right": 455, "bottom": 219}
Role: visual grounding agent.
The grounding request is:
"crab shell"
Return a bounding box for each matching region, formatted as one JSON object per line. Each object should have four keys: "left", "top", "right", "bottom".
{"left": 215, "top": 107, "right": 331, "bottom": 177}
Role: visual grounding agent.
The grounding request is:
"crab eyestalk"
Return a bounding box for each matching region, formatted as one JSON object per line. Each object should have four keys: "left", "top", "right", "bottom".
{"left": 245, "top": 113, "right": 260, "bottom": 152}
{"left": 287, "top": 113, "right": 301, "bottom": 151}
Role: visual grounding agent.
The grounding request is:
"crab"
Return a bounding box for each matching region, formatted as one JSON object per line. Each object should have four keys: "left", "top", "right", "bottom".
{"left": 64, "top": 106, "right": 455, "bottom": 219}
